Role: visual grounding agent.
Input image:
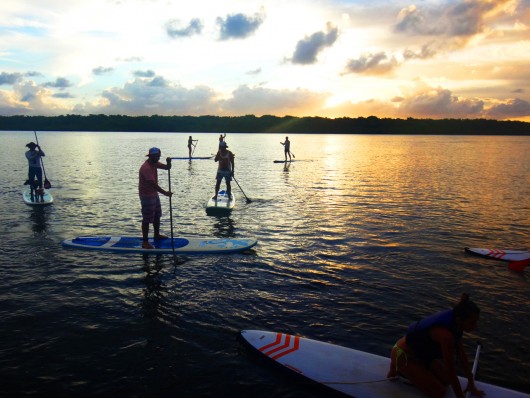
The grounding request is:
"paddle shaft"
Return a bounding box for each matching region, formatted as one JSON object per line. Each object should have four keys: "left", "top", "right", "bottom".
{"left": 34, "top": 131, "right": 51, "bottom": 187}
{"left": 167, "top": 166, "right": 176, "bottom": 261}
{"left": 465, "top": 343, "right": 481, "bottom": 398}
{"left": 233, "top": 176, "right": 251, "bottom": 203}
{"left": 191, "top": 140, "right": 198, "bottom": 157}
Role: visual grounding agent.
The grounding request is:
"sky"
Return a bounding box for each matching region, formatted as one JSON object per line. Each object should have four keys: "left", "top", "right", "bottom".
{"left": 1, "top": 0, "right": 530, "bottom": 121}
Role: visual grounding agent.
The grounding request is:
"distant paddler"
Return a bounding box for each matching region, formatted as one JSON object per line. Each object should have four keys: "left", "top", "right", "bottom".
{"left": 280, "top": 136, "right": 294, "bottom": 162}
{"left": 188, "top": 136, "right": 198, "bottom": 158}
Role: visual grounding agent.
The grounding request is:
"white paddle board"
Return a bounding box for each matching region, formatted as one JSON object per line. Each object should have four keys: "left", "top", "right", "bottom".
{"left": 62, "top": 235, "right": 256, "bottom": 254}
{"left": 23, "top": 189, "right": 53, "bottom": 205}
{"left": 240, "top": 330, "right": 530, "bottom": 398}
{"left": 465, "top": 248, "right": 530, "bottom": 262}
{"left": 206, "top": 190, "right": 235, "bottom": 215}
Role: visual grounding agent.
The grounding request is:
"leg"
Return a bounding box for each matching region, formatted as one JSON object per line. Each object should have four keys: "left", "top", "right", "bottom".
{"left": 142, "top": 222, "right": 153, "bottom": 249}
{"left": 153, "top": 197, "right": 167, "bottom": 239}
{"left": 213, "top": 179, "right": 221, "bottom": 200}
{"left": 396, "top": 357, "right": 446, "bottom": 398}
{"left": 226, "top": 180, "right": 232, "bottom": 199}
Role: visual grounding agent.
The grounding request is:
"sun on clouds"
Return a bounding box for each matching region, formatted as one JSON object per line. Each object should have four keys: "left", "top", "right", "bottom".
{"left": 0, "top": 0, "right": 529, "bottom": 121}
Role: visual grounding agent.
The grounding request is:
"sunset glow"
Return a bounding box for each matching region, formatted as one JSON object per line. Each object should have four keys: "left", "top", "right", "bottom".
{"left": 1, "top": 0, "right": 529, "bottom": 121}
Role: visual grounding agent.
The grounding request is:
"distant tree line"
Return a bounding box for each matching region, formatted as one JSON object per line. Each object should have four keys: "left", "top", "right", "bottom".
{"left": 1, "top": 114, "right": 529, "bottom": 135}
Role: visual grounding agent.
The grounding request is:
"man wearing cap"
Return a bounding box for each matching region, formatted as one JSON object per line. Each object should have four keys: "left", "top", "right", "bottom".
{"left": 213, "top": 141, "right": 235, "bottom": 201}
{"left": 25, "top": 142, "right": 45, "bottom": 196}
{"left": 139, "top": 147, "right": 172, "bottom": 249}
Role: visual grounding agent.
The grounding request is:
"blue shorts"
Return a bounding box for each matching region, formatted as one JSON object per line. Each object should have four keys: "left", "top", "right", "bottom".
{"left": 140, "top": 196, "right": 162, "bottom": 223}
{"left": 216, "top": 170, "right": 232, "bottom": 182}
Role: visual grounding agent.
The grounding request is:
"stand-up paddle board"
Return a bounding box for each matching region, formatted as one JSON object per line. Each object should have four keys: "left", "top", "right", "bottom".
{"left": 240, "top": 330, "right": 530, "bottom": 398}
{"left": 170, "top": 156, "right": 214, "bottom": 160}
{"left": 465, "top": 248, "right": 530, "bottom": 262}
{"left": 23, "top": 189, "right": 53, "bottom": 205}
{"left": 273, "top": 160, "right": 297, "bottom": 163}
{"left": 206, "top": 190, "right": 235, "bottom": 215}
{"left": 62, "top": 235, "right": 256, "bottom": 254}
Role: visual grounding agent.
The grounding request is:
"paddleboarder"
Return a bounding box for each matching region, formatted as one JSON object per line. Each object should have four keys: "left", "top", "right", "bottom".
{"left": 218, "top": 133, "right": 226, "bottom": 149}
{"left": 25, "top": 142, "right": 46, "bottom": 201}
{"left": 387, "top": 293, "right": 484, "bottom": 398}
{"left": 212, "top": 141, "right": 235, "bottom": 201}
{"left": 139, "top": 147, "right": 173, "bottom": 250}
{"left": 280, "top": 136, "right": 292, "bottom": 162}
{"left": 188, "top": 136, "right": 198, "bottom": 158}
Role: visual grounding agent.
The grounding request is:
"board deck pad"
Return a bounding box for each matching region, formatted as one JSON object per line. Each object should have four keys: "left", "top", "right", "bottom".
{"left": 240, "top": 330, "right": 530, "bottom": 398}
{"left": 62, "top": 235, "right": 256, "bottom": 254}
{"left": 206, "top": 190, "right": 235, "bottom": 215}
{"left": 23, "top": 189, "right": 53, "bottom": 205}
{"left": 465, "top": 248, "right": 530, "bottom": 262}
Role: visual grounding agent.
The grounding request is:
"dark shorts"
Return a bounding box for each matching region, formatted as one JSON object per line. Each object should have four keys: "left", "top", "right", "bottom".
{"left": 28, "top": 167, "right": 43, "bottom": 188}
{"left": 140, "top": 195, "right": 162, "bottom": 224}
{"left": 216, "top": 170, "right": 232, "bottom": 182}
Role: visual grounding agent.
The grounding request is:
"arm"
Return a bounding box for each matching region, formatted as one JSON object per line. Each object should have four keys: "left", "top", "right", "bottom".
{"left": 431, "top": 328, "right": 465, "bottom": 398}
{"left": 156, "top": 158, "right": 172, "bottom": 170}
{"left": 230, "top": 152, "right": 235, "bottom": 174}
{"left": 37, "top": 146, "right": 45, "bottom": 157}
{"left": 457, "top": 342, "right": 484, "bottom": 397}
{"left": 148, "top": 180, "right": 172, "bottom": 197}
{"left": 214, "top": 151, "right": 220, "bottom": 162}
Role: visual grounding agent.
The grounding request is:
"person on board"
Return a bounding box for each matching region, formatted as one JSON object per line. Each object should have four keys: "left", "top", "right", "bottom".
{"left": 188, "top": 136, "right": 198, "bottom": 158}
{"left": 212, "top": 141, "right": 235, "bottom": 201}
{"left": 387, "top": 293, "right": 484, "bottom": 398}
{"left": 25, "top": 142, "right": 45, "bottom": 201}
{"left": 280, "top": 136, "right": 292, "bottom": 162}
{"left": 218, "top": 133, "right": 226, "bottom": 148}
{"left": 139, "top": 147, "right": 172, "bottom": 250}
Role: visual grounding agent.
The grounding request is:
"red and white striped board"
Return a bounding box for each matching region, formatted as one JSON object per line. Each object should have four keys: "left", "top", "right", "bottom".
{"left": 240, "top": 330, "right": 530, "bottom": 398}
{"left": 465, "top": 248, "right": 530, "bottom": 262}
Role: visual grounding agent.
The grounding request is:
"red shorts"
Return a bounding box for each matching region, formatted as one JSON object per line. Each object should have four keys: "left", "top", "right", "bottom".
{"left": 140, "top": 196, "right": 161, "bottom": 223}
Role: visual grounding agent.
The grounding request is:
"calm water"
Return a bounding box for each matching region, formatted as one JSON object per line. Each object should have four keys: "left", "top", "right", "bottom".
{"left": 0, "top": 131, "right": 529, "bottom": 397}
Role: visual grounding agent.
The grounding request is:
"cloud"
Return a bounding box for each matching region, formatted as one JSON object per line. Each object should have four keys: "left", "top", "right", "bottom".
{"left": 73, "top": 76, "right": 218, "bottom": 116}
{"left": 93, "top": 66, "right": 114, "bottom": 76}
{"left": 397, "top": 86, "right": 485, "bottom": 118}
{"left": 0, "top": 72, "right": 24, "bottom": 85}
{"left": 290, "top": 23, "right": 339, "bottom": 65}
{"left": 486, "top": 98, "right": 530, "bottom": 119}
{"left": 394, "top": 1, "right": 497, "bottom": 38}
{"left": 343, "top": 52, "right": 399, "bottom": 75}
{"left": 220, "top": 85, "right": 328, "bottom": 116}
{"left": 52, "top": 92, "right": 75, "bottom": 99}
{"left": 133, "top": 70, "right": 156, "bottom": 78}
{"left": 403, "top": 42, "right": 438, "bottom": 60}
{"left": 216, "top": 12, "right": 264, "bottom": 40}
{"left": 166, "top": 18, "right": 203, "bottom": 38}
{"left": 43, "top": 77, "right": 72, "bottom": 90}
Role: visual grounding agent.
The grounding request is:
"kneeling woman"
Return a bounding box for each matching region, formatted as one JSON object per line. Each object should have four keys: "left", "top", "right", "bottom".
{"left": 387, "top": 294, "right": 484, "bottom": 398}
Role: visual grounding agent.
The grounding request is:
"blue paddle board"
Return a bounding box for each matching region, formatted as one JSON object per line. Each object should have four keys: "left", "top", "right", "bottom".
{"left": 62, "top": 235, "right": 256, "bottom": 254}
{"left": 23, "top": 189, "right": 53, "bottom": 205}
{"left": 170, "top": 156, "right": 214, "bottom": 160}
{"left": 240, "top": 330, "right": 530, "bottom": 398}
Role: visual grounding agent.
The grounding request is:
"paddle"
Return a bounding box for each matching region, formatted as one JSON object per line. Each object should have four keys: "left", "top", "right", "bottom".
{"left": 167, "top": 160, "right": 177, "bottom": 264}
{"left": 508, "top": 258, "right": 530, "bottom": 271}
{"left": 465, "top": 342, "right": 481, "bottom": 398}
{"left": 191, "top": 140, "right": 198, "bottom": 157}
{"left": 232, "top": 176, "right": 252, "bottom": 203}
{"left": 34, "top": 131, "right": 51, "bottom": 189}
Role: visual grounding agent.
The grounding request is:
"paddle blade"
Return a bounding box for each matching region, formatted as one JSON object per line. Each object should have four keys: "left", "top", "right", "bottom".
{"left": 508, "top": 258, "right": 530, "bottom": 271}
{"left": 44, "top": 179, "right": 52, "bottom": 189}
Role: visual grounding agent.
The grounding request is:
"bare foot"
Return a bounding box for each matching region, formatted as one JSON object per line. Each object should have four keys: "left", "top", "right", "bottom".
{"left": 142, "top": 241, "right": 154, "bottom": 249}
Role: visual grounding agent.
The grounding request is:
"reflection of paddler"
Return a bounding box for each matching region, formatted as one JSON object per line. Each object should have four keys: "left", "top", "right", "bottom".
{"left": 212, "top": 141, "right": 235, "bottom": 201}
{"left": 280, "top": 136, "right": 292, "bottom": 161}
{"left": 387, "top": 294, "right": 484, "bottom": 398}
